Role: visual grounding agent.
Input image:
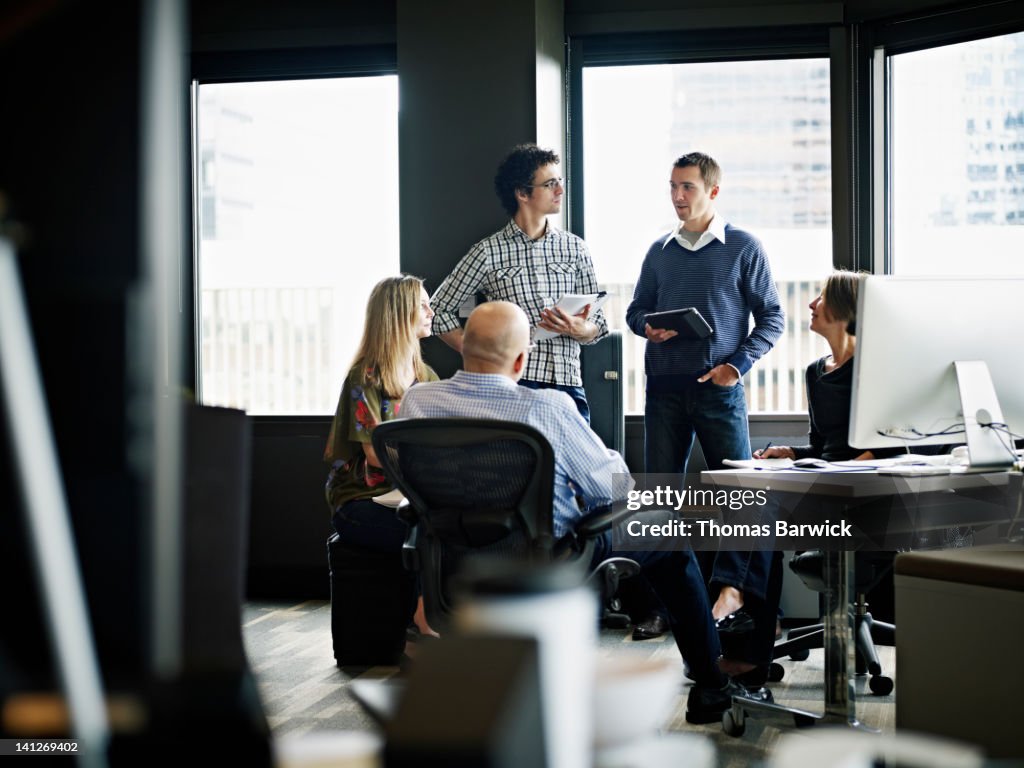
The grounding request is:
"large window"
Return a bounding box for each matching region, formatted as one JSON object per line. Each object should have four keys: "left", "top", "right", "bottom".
{"left": 582, "top": 59, "right": 832, "bottom": 414}
{"left": 890, "top": 30, "right": 1024, "bottom": 276}
{"left": 194, "top": 75, "right": 399, "bottom": 415}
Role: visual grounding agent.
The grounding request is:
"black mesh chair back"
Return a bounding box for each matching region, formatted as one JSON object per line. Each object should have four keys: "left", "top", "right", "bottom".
{"left": 372, "top": 418, "right": 560, "bottom": 627}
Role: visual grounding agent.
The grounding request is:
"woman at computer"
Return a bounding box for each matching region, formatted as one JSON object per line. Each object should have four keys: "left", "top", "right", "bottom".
{"left": 722, "top": 270, "right": 893, "bottom": 685}
{"left": 751, "top": 270, "right": 912, "bottom": 678}
{"left": 324, "top": 274, "right": 439, "bottom": 637}
{"left": 757, "top": 269, "right": 887, "bottom": 463}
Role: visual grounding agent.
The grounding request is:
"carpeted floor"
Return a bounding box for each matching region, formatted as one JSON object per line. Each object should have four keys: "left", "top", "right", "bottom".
{"left": 242, "top": 600, "right": 896, "bottom": 767}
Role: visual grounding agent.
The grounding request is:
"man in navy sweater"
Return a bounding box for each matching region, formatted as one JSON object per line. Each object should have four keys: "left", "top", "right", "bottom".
{"left": 626, "top": 152, "right": 785, "bottom": 678}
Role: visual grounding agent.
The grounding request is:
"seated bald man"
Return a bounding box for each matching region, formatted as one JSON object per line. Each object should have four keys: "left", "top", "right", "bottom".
{"left": 401, "top": 301, "right": 771, "bottom": 723}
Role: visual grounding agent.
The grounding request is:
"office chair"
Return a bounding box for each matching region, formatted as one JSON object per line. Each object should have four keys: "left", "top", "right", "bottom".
{"left": 772, "top": 551, "right": 895, "bottom": 695}
{"left": 371, "top": 418, "right": 639, "bottom": 631}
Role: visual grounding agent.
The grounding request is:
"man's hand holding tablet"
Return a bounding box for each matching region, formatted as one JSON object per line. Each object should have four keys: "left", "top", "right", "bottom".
{"left": 643, "top": 307, "right": 714, "bottom": 343}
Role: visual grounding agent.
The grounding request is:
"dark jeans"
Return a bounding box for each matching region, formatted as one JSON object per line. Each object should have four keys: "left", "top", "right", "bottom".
{"left": 698, "top": 549, "right": 784, "bottom": 668}
{"left": 644, "top": 383, "right": 773, "bottom": 600}
{"left": 644, "top": 383, "right": 751, "bottom": 475}
{"left": 591, "top": 531, "right": 724, "bottom": 688}
{"left": 707, "top": 546, "right": 774, "bottom": 601}
{"left": 519, "top": 379, "right": 590, "bottom": 423}
{"left": 331, "top": 497, "right": 409, "bottom": 553}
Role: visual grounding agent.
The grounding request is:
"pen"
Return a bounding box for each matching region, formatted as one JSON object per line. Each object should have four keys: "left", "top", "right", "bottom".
{"left": 756, "top": 441, "right": 772, "bottom": 458}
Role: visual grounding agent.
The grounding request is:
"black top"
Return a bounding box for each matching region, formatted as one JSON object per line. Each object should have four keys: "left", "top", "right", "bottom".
{"left": 791, "top": 356, "right": 899, "bottom": 462}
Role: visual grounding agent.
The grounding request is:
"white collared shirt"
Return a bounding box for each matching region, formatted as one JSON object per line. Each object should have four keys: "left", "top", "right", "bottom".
{"left": 662, "top": 212, "right": 727, "bottom": 252}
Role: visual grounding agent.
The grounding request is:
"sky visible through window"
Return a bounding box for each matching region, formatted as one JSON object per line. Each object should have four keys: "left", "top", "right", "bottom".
{"left": 891, "top": 30, "right": 1024, "bottom": 275}
{"left": 196, "top": 75, "right": 399, "bottom": 415}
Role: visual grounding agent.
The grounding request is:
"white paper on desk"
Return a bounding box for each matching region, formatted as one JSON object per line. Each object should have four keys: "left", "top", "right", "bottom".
{"left": 371, "top": 489, "right": 406, "bottom": 508}
{"left": 722, "top": 458, "right": 795, "bottom": 470}
{"left": 828, "top": 454, "right": 950, "bottom": 470}
{"left": 533, "top": 292, "right": 609, "bottom": 341}
{"left": 722, "top": 458, "right": 877, "bottom": 472}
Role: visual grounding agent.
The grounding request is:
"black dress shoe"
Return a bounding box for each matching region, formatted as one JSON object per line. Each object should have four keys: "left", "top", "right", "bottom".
{"left": 685, "top": 679, "right": 774, "bottom": 725}
{"left": 631, "top": 613, "right": 669, "bottom": 641}
{"left": 732, "top": 664, "right": 771, "bottom": 689}
{"left": 715, "top": 610, "right": 755, "bottom": 635}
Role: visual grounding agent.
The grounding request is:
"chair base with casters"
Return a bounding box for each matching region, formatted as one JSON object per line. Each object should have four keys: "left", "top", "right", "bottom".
{"left": 590, "top": 556, "right": 641, "bottom": 629}
{"left": 721, "top": 550, "right": 890, "bottom": 737}
{"left": 772, "top": 550, "right": 895, "bottom": 696}
{"left": 772, "top": 597, "right": 895, "bottom": 695}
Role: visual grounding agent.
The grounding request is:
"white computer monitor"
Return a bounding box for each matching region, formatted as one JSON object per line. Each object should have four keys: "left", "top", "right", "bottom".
{"left": 849, "top": 275, "right": 1024, "bottom": 471}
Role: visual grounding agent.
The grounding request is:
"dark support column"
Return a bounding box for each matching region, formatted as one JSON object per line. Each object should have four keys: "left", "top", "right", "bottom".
{"left": 830, "top": 24, "right": 876, "bottom": 274}
{"left": 0, "top": 1, "right": 150, "bottom": 688}
{"left": 397, "top": 0, "right": 565, "bottom": 376}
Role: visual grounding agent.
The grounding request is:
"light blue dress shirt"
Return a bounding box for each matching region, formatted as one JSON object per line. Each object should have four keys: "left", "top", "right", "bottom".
{"left": 401, "top": 370, "right": 629, "bottom": 539}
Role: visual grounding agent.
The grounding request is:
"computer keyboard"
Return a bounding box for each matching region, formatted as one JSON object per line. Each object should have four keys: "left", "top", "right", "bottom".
{"left": 876, "top": 465, "right": 954, "bottom": 476}
{"left": 890, "top": 454, "right": 957, "bottom": 467}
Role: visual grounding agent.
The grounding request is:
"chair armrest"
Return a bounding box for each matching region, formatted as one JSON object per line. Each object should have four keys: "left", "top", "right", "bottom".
{"left": 401, "top": 521, "right": 420, "bottom": 572}
{"left": 575, "top": 500, "right": 633, "bottom": 540}
{"left": 395, "top": 498, "right": 416, "bottom": 525}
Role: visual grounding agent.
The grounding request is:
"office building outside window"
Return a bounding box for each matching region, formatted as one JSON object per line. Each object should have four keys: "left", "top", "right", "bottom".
{"left": 583, "top": 59, "right": 832, "bottom": 414}
{"left": 891, "top": 30, "right": 1024, "bottom": 277}
{"left": 194, "top": 76, "right": 400, "bottom": 415}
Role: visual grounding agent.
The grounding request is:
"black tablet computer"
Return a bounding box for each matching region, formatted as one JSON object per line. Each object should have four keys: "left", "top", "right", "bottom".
{"left": 644, "top": 307, "right": 713, "bottom": 339}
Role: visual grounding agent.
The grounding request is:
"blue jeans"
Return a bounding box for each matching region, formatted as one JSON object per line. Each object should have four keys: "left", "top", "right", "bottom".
{"left": 519, "top": 379, "right": 590, "bottom": 423}
{"left": 644, "top": 383, "right": 750, "bottom": 475}
{"left": 644, "top": 383, "right": 772, "bottom": 601}
{"left": 591, "top": 531, "right": 724, "bottom": 688}
{"left": 698, "top": 548, "right": 784, "bottom": 667}
{"left": 331, "top": 497, "right": 409, "bottom": 553}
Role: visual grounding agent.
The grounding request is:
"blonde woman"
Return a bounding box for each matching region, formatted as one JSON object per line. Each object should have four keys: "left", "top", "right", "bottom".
{"left": 324, "top": 275, "right": 438, "bottom": 635}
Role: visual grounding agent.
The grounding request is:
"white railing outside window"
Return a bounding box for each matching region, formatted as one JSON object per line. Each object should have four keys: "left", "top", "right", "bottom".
{"left": 194, "top": 75, "right": 400, "bottom": 416}
{"left": 601, "top": 279, "right": 826, "bottom": 415}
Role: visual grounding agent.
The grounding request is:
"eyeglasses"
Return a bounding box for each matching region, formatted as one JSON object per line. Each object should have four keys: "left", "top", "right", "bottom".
{"left": 526, "top": 177, "right": 563, "bottom": 191}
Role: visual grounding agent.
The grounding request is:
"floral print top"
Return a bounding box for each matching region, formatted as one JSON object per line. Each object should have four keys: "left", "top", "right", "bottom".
{"left": 324, "top": 364, "right": 438, "bottom": 512}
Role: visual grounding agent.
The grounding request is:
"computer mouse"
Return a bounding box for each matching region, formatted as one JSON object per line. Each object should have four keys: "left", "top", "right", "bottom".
{"left": 793, "top": 457, "right": 828, "bottom": 467}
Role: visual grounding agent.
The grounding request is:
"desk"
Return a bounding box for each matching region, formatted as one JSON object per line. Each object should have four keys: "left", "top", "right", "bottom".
{"left": 700, "top": 468, "right": 1016, "bottom": 734}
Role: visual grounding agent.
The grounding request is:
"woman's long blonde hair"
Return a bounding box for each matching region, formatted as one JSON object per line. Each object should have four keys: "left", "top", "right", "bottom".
{"left": 352, "top": 275, "right": 430, "bottom": 397}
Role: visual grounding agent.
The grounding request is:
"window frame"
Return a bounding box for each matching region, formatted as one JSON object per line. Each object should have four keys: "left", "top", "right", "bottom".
{"left": 871, "top": 5, "right": 1024, "bottom": 276}
{"left": 187, "top": 44, "right": 398, "bottom": 415}
{"left": 565, "top": 4, "right": 1024, "bottom": 422}
{"left": 566, "top": 27, "right": 833, "bottom": 241}
{"left": 566, "top": 26, "right": 834, "bottom": 417}
{"left": 181, "top": 3, "right": 1024, "bottom": 420}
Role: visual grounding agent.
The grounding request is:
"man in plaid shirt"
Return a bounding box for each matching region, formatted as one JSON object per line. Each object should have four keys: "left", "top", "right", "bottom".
{"left": 430, "top": 143, "right": 608, "bottom": 422}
